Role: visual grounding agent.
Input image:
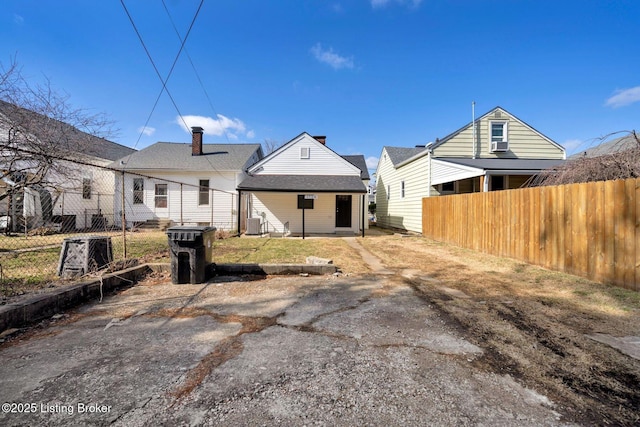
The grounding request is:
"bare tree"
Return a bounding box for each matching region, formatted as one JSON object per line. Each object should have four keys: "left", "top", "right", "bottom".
{"left": 262, "top": 138, "right": 283, "bottom": 155}
{"left": 528, "top": 131, "right": 640, "bottom": 186}
{"left": 0, "top": 58, "right": 115, "bottom": 231}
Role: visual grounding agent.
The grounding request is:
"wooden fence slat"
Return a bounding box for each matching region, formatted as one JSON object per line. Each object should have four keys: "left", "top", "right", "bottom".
{"left": 420, "top": 177, "right": 638, "bottom": 290}
{"left": 624, "top": 178, "right": 636, "bottom": 288}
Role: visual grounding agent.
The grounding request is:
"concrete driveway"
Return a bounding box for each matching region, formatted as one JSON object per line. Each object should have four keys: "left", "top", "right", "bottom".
{"left": 0, "top": 263, "right": 574, "bottom": 426}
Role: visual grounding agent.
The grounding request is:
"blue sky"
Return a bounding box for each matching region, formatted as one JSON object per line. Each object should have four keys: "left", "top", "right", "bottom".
{"left": 1, "top": 0, "right": 639, "bottom": 171}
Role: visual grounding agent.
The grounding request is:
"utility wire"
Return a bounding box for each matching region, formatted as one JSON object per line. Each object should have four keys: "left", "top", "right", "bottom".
{"left": 160, "top": 0, "right": 243, "bottom": 182}
{"left": 119, "top": 0, "right": 204, "bottom": 160}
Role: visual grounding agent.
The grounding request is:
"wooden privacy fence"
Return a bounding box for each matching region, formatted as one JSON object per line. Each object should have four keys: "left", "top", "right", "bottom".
{"left": 422, "top": 177, "right": 639, "bottom": 291}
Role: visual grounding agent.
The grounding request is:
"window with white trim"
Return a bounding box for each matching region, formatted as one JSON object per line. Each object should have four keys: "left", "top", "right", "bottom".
{"left": 155, "top": 184, "right": 168, "bottom": 208}
{"left": 490, "top": 121, "right": 509, "bottom": 152}
{"left": 198, "top": 179, "right": 210, "bottom": 206}
{"left": 133, "top": 178, "right": 144, "bottom": 204}
{"left": 300, "top": 147, "right": 310, "bottom": 159}
{"left": 401, "top": 181, "right": 405, "bottom": 198}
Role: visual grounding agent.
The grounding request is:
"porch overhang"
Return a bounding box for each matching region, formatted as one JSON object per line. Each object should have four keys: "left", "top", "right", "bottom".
{"left": 237, "top": 174, "right": 367, "bottom": 193}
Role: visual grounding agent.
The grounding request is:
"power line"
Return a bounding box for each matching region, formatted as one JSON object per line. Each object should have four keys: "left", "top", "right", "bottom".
{"left": 119, "top": 0, "right": 204, "bottom": 157}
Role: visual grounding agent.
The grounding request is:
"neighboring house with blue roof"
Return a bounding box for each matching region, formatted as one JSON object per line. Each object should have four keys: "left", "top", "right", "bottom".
{"left": 238, "top": 132, "right": 369, "bottom": 236}
{"left": 111, "top": 127, "right": 263, "bottom": 231}
{"left": 375, "top": 107, "right": 566, "bottom": 233}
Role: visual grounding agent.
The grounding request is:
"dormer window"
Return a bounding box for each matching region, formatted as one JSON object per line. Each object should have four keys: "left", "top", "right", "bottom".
{"left": 490, "top": 121, "right": 509, "bottom": 152}
{"left": 300, "top": 147, "right": 310, "bottom": 159}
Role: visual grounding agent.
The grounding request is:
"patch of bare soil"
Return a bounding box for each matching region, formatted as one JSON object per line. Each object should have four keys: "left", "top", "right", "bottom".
{"left": 360, "top": 236, "right": 640, "bottom": 426}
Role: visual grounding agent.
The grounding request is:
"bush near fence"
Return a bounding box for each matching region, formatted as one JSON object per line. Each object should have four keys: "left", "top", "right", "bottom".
{"left": 422, "top": 177, "right": 639, "bottom": 291}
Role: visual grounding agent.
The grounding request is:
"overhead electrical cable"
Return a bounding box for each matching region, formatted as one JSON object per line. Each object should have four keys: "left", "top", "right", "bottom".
{"left": 119, "top": 0, "right": 204, "bottom": 163}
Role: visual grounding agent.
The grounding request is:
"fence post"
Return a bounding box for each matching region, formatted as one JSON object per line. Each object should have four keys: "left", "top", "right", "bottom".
{"left": 121, "top": 171, "right": 127, "bottom": 259}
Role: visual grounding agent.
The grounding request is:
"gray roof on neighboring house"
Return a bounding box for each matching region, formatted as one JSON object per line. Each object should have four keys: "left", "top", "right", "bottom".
{"left": 571, "top": 133, "right": 639, "bottom": 158}
{"left": 0, "top": 100, "right": 135, "bottom": 161}
{"left": 111, "top": 142, "right": 263, "bottom": 171}
{"left": 342, "top": 155, "right": 370, "bottom": 179}
{"left": 238, "top": 175, "right": 367, "bottom": 193}
{"left": 384, "top": 146, "right": 427, "bottom": 166}
{"left": 436, "top": 157, "right": 565, "bottom": 171}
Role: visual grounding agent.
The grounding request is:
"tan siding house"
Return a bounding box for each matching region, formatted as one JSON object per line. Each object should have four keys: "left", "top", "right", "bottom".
{"left": 375, "top": 107, "right": 566, "bottom": 233}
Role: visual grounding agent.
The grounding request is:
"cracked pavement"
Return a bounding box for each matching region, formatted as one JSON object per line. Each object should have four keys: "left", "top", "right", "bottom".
{"left": 0, "top": 240, "right": 576, "bottom": 426}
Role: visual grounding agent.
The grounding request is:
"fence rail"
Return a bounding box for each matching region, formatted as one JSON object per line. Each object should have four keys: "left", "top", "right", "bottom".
{"left": 422, "top": 177, "right": 639, "bottom": 291}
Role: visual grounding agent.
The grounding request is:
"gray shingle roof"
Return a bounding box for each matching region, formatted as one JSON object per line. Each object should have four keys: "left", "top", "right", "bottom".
{"left": 238, "top": 175, "right": 367, "bottom": 193}
{"left": 0, "top": 100, "right": 135, "bottom": 161}
{"left": 571, "top": 133, "right": 639, "bottom": 158}
{"left": 436, "top": 158, "right": 565, "bottom": 171}
{"left": 341, "top": 155, "right": 370, "bottom": 179}
{"left": 111, "top": 142, "right": 262, "bottom": 171}
{"left": 384, "top": 146, "right": 427, "bottom": 166}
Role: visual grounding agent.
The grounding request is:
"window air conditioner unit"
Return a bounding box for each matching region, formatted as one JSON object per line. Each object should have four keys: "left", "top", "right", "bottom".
{"left": 491, "top": 141, "right": 509, "bottom": 152}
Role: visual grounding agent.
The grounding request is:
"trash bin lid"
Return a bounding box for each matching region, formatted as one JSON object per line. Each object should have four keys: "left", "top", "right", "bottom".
{"left": 166, "top": 226, "right": 216, "bottom": 241}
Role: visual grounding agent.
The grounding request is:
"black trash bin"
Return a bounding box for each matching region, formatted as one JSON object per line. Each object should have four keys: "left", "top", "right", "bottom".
{"left": 166, "top": 226, "right": 216, "bottom": 284}
{"left": 57, "top": 235, "right": 113, "bottom": 278}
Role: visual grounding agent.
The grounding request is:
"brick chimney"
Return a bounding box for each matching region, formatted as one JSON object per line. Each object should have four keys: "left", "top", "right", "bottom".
{"left": 313, "top": 135, "right": 326, "bottom": 145}
{"left": 191, "top": 126, "right": 204, "bottom": 156}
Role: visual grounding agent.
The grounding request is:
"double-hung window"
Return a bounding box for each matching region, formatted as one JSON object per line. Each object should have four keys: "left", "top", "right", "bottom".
{"left": 155, "top": 184, "right": 168, "bottom": 208}
{"left": 199, "top": 179, "right": 210, "bottom": 206}
{"left": 133, "top": 178, "right": 144, "bottom": 204}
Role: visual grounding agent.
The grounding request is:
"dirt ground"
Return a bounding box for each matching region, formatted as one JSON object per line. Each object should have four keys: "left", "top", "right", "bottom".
{"left": 358, "top": 234, "right": 640, "bottom": 426}
{"left": 0, "top": 232, "right": 639, "bottom": 425}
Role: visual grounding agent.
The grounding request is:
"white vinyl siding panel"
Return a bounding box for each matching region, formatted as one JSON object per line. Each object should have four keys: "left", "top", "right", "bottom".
{"left": 116, "top": 170, "right": 240, "bottom": 230}
{"left": 430, "top": 160, "right": 484, "bottom": 186}
{"left": 252, "top": 135, "right": 360, "bottom": 176}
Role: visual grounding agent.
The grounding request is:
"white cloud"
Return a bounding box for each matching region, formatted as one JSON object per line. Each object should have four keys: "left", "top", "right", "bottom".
{"left": 366, "top": 156, "right": 379, "bottom": 170}
{"left": 246, "top": 130, "right": 256, "bottom": 139}
{"left": 177, "top": 114, "right": 249, "bottom": 139}
{"left": 13, "top": 14, "right": 24, "bottom": 25}
{"left": 311, "top": 43, "right": 354, "bottom": 70}
{"left": 371, "top": 0, "right": 423, "bottom": 9}
{"left": 138, "top": 126, "right": 155, "bottom": 136}
{"left": 605, "top": 86, "right": 640, "bottom": 108}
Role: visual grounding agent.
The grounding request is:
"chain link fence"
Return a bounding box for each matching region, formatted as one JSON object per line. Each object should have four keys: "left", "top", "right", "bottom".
{"left": 0, "top": 155, "right": 239, "bottom": 291}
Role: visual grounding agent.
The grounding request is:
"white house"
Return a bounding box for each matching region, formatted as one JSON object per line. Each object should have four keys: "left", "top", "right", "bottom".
{"left": 111, "top": 127, "right": 263, "bottom": 231}
{"left": 237, "top": 132, "right": 369, "bottom": 236}
{"left": 375, "top": 107, "right": 566, "bottom": 233}
{"left": 0, "top": 100, "right": 135, "bottom": 231}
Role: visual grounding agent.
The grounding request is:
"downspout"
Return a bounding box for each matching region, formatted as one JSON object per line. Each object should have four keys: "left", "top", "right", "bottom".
{"left": 426, "top": 145, "right": 433, "bottom": 197}
{"left": 236, "top": 191, "right": 241, "bottom": 235}
{"left": 361, "top": 194, "right": 365, "bottom": 238}
{"left": 472, "top": 101, "right": 476, "bottom": 159}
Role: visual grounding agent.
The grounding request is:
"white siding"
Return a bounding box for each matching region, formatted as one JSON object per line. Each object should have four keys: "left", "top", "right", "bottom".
{"left": 430, "top": 160, "right": 484, "bottom": 186}
{"left": 115, "top": 170, "right": 241, "bottom": 230}
{"left": 250, "top": 134, "right": 360, "bottom": 176}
